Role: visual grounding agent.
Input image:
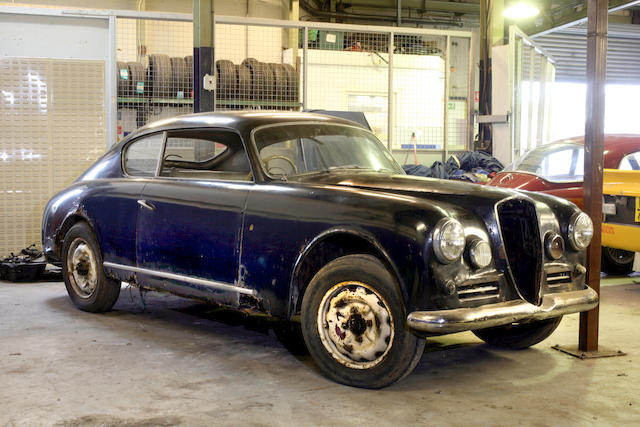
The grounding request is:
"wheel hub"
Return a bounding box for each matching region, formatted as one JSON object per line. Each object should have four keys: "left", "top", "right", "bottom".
{"left": 67, "top": 240, "right": 98, "bottom": 298}
{"left": 346, "top": 312, "right": 368, "bottom": 336}
{"left": 317, "top": 281, "right": 394, "bottom": 370}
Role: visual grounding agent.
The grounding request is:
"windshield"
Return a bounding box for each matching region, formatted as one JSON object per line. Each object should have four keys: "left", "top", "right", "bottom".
{"left": 252, "top": 123, "right": 404, "bottom": 178}
{"left": 505, "top": 142, "right": 584, "bottom": 182}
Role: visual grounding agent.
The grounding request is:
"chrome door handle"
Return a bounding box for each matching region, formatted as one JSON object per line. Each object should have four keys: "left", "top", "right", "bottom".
{"left": 137, "top": 200, "right": 155, "bottom": 211}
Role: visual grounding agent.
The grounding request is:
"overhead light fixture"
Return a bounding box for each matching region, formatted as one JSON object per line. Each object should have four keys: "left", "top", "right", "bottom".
{"left": 503, "top": 2, "right": 540, "bottom": 20}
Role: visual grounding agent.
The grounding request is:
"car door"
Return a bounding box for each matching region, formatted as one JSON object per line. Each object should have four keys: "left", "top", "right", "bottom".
{"left": 89, "top": 132, "right": 165, "bottom": 267}
{"left": 135, "top": 128, "right": 254, "bottom": 303}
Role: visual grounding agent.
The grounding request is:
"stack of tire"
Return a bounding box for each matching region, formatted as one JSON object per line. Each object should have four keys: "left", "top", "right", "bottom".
{"left": 148, "top": 54, "right": 193, "bottom": 98}
{"left": 117, "top": 61, "right": 145, "bottom": 97}
{"left": 216, "top": 58, "right": 299, "bottom": 109}
{"left": 117, "top": 55, "right": 194, "bottom": 98}
{"left": 117, "top": 55, "right": 299, "bottom": 110}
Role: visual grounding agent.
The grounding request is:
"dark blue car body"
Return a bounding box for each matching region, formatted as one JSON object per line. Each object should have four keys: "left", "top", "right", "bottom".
{"left": 42, "top": 111, "right": 594, "bottom": 327}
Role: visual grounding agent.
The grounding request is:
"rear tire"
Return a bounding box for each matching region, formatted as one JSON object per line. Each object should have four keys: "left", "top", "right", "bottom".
{"left": 301, "top": 254, "right": 424, "bottom": 389}
{"left": 601, "top": 247, "right": 634, "bottom": 275}
{"left": 62, "top": 222, "right": 120, "bottom": 313}
{"left": 472, "top": 317, "right": 562, "bottom": 349}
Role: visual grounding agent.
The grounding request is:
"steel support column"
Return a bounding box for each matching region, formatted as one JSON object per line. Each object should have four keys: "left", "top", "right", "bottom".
{"left": 193, "top": 0, "right": 215, "bottom": 112}
{"left": 580, "top": 0, "right": 607, "bottom": 352}
{"left": 478, "top": 0, "right": 504, "bottom": 152}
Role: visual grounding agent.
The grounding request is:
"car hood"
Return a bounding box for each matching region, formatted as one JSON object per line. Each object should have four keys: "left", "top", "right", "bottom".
{"left": 291, "top": 171, "right": 531, "bottom": 206}
{"left": 488, "top": 171, "right": 575, "bottom": 192}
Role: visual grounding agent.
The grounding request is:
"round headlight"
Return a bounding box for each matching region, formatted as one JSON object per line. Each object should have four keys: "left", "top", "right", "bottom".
{"left": 545, "top": 233, "right": 564, "bottom": 260}
{"left": 433, "top": 218, "right": 465, "bottom": 263}
{"left": 568, "top": 212, "right": 593, "bottom": 250}
{"left": 469, "top": 239, "right": 492, "bottom": 269}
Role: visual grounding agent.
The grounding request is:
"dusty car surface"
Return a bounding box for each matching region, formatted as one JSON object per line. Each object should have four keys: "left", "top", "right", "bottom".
{"left": 488, "top": 135, "right": 640, "bottom": 274}
{"left": 43, "top": 111, "right": 599, "bottom": 388}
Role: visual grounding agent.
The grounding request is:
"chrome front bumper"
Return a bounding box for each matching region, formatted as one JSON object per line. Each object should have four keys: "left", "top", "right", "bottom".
{"left": 407, "top": 287, "right": 599, "bottom": 334}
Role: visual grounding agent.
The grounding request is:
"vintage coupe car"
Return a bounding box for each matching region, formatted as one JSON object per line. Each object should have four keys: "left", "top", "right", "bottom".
{"left": 43, "top": 111, "right": 598, "bottom": 388}
{"left": 488, "top": 135, "right": 640, "bottom": 274}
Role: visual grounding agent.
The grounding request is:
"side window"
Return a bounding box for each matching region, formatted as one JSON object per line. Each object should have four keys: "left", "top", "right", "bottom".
{"left": 540, "top": 147, "right": 584, "bottom": 181}
{"left": 123, "top": 133, "right": 164, "bottom": 177}
{"left": 159, "top": 130, "right": 252, "bottom": 181}
{"left": 619, "top": 151, "right": 640, "bottom": 170}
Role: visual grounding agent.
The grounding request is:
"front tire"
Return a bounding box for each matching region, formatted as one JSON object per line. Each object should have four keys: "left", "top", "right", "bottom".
{"left": 301, "top": 254, "right": 425, "bottom": 389}
{"left": 472, "top": 317, "right": 562, "bottom": 349}
{"left": 62, "top": 222, "right": 120, "bottom": 312}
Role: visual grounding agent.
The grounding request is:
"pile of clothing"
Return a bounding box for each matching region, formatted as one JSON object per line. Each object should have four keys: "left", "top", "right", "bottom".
{"left": 403, "top": 151, "right": 504, "bottom": 183}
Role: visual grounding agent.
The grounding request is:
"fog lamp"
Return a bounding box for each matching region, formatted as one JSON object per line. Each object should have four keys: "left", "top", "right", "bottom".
{"left": 469, "top": 239, "right": 492, "bottom": 269}
{"left": 546, "top": 233, "right": 564, "bottom": 260}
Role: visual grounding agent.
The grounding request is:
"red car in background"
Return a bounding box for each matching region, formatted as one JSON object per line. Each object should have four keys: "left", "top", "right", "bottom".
{"left": 489, "top": 135, "right": 640, "bottom": 274}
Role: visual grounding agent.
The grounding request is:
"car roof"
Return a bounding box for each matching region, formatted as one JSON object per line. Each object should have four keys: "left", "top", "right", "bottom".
{"left": 553, "top": 134, "right": 640, "bottom": 168}
{"left": 121, "top": 110, "right": 363, "bottom": 144}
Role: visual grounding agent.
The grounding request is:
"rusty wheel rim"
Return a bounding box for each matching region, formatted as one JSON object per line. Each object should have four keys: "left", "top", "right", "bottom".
{"left": 66, "top": 238, "right": 98, "bottom": 299}
{"left": 316, "top": 281, "right": 394, "bottom": 370}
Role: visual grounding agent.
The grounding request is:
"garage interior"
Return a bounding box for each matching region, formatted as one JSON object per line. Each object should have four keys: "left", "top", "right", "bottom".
{"left": 1, "top": 0, "right": 640, "bottom": 425}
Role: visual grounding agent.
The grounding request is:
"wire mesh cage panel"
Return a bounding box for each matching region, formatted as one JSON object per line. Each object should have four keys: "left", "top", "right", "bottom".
{"left": 448, "top": 36, "right": 471, "bottom": 151}
{"left": 392, "top": 33, "right": 445, "bottom": 150}
{"left": 510, "top": 27, "right": 555, "bottom": 161}
{"left": 115, "top": 18, "right": 193, "bottom": 142}
{"left": 305, "top": 32, "right": 390, "bottom": 143}
{"left": 214, "top": 24, "right": 302, "bottom": 111}
{"left": 112, "top": 14, "right": 473, "bottom": 159}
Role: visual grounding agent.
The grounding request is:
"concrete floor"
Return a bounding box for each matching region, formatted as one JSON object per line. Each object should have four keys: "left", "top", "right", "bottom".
{"left": 1, "top": 278, "right": 639, "bottom": 426}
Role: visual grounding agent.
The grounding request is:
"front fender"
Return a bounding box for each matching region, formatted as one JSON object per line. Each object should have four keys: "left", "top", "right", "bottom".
{"left": 287, "top": 224, "right": 429, "bottom": 319}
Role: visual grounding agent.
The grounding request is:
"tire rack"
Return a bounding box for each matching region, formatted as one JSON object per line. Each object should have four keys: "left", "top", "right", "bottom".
{"left": 117, "top": 55, "right": 302, "bottom": 132}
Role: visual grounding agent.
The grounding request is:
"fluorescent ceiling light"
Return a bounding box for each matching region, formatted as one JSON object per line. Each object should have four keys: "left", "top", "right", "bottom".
{"left": 504, "top": 2, "right": 540, "bottom": 19}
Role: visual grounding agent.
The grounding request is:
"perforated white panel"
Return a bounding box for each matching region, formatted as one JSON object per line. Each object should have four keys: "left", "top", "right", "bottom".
{"left": 0, "top": 58, "right": 105, "bottom": 257}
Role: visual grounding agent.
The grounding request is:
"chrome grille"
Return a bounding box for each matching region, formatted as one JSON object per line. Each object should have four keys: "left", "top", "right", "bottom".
{"left": 457, "top": 277, "right": 500, "bottom": 303}
{"left": 497, "top": 198, "right": 543, "bottom": 305}
{"left": 545, "top": 265, "right": 572, "bottom": 292}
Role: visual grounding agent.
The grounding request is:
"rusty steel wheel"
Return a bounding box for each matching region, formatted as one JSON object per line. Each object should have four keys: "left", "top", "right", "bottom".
{"left": 66, "top": 237, "right": 99, "bottom": 299}
{"left": 317, "top": 281, "right": 394, "bottom": 370}
{"left": 62, "top": 222, "right": 120, "bottom": 313}
{"left": 301, "top": 254, "right": 425, "bottom": 389}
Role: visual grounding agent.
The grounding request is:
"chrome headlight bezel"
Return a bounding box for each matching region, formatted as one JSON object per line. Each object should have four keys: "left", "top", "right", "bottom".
{"left": 468, "top": 239, "right": 492, "bottom": 269}
{"left": 433, "top": 218, "right": 465, "bottom": 264}
{"left": 568, "top": 212, "right": 594, "bottom": 250}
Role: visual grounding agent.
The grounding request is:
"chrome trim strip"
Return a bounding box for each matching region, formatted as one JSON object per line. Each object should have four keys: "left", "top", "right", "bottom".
{"left": 103, "top": 262, "right": 257, "bottom": 296}
{"left": 458, "top": 294, "right": 500, "bottom": 303}
{"left": 457, "top": 285, "right": 499, "bottom": 295}
{"left": 407, "top": 286, "right": 599, "bottom": 334}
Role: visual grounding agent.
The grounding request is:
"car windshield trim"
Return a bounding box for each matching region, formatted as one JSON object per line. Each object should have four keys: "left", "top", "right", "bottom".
{"left": 249, "top": 121, "right": 404, "bottom": 180}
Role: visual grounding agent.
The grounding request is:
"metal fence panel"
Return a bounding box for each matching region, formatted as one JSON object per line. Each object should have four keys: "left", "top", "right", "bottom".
{"left": 113, "top": 14, "right": 473, "bottom": 160}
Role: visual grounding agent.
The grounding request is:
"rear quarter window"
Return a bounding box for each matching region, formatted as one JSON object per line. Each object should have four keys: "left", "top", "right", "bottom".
{"left": 123, "top": 133, "right": 165, "bottom": 177}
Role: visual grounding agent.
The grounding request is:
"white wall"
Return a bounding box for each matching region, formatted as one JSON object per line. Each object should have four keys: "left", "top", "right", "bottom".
{"left": 0, "top": 10, "right": 109, "bottom": 256}
{"left": 0, "top": 13, "right": 108, "bottom": 60}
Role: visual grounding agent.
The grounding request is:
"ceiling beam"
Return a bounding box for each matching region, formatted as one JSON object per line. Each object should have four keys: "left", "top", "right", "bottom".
{"left": 520, "top": 0, "right": 640, "bottom": 37}
{"left": 344, "top": 0, "right": 481, "bottom": 15}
